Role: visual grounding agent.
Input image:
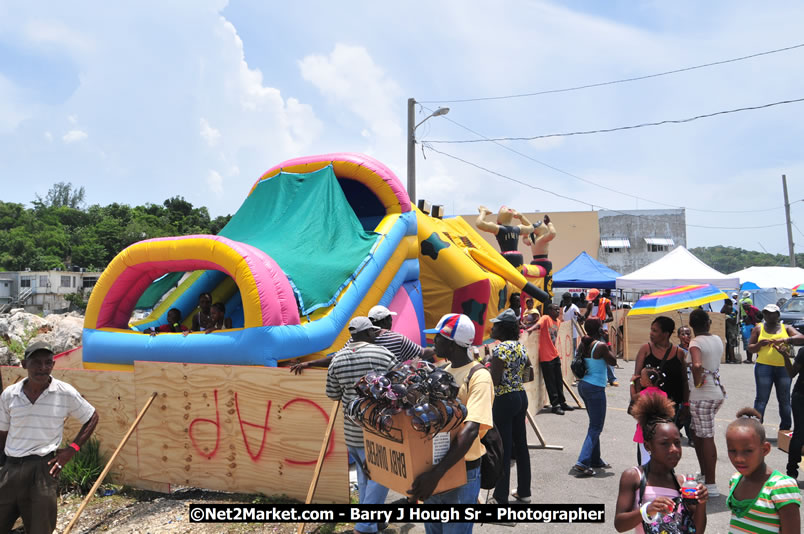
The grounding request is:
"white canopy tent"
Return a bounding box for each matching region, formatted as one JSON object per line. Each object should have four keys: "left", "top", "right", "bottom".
{"left": 729, "top": 266, "right": 804, "bottom": 289}
{"left": 616, "top": 246, "right": 740, "bottom": 290}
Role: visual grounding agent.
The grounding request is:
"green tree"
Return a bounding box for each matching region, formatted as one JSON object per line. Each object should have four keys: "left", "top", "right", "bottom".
{"left": 35, "top": 181, "right": 86, "bottom": 209}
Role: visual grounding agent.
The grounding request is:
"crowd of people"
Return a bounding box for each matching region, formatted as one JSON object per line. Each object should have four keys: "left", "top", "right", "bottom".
{"left": 3, "top": 199, "right": 802, "bottom": 533}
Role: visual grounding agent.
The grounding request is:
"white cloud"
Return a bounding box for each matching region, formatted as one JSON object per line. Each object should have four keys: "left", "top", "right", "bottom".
{"left": 207, "top": 170, "right": 223, "bottom": 194}
{"left": 199, "top": 118, "right": 221, "bottom": 146}
{"left": 24, "top": 19, "right": 94, "bottom": 53}
{"left": 67, "top": 114, "right": 78, "bottom": 125}
{"left": 44, "top": 131, "right": 52, "bottom": 142}
{"left": 299, "top": 44, "right": 404, "bottom": 162}
{"left": 62, "top": 129, "right": 87, "bottom": 143}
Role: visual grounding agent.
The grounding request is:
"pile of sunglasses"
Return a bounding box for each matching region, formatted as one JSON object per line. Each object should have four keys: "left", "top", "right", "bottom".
{"left": 345, "top": 359, "right": 467, "bottom": 441}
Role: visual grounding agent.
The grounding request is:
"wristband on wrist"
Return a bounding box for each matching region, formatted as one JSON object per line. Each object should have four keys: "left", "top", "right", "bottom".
{"left": 68, "top": 442, "right": 80, "bottom": 452}
{"left": 683, "top": 402, "right": 690, "bottom": 407}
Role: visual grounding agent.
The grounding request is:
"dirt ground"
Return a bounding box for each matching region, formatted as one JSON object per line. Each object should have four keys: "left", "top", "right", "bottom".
{"left": 14, "top": 487, "right": 368, "bottom": 534}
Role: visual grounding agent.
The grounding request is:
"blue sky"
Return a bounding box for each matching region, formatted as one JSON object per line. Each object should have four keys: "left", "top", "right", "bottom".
{"left": 1, "top": 1, "right": 803, "bottom": 257}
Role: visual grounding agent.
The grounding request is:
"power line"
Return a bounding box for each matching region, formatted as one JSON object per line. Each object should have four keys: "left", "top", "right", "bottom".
{"left": 793, "top": 221, "right": 804, "bottom": 239}
{"left": 420, "top": 142, "right": 788, "bottom": 231}
{"left": 418, "top": 104, "right": 793, "bottom": 215}
{"left": 422, "top": 97, "right": 804, "bottom": 144}
{"left": 419, "top": 42, "right": 804, "bottom": 104}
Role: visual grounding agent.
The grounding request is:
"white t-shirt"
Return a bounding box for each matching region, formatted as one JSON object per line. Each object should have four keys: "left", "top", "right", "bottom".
{"left": 562, "top": 304, "right": 580, "bottom": 338}
{"left": 688, "top": 335, "right": 725, "bottom": 401}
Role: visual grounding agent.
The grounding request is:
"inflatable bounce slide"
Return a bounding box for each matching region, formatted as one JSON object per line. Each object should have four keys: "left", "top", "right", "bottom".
{"left": 82, "top": 153, "right": 545, "bottom": 369}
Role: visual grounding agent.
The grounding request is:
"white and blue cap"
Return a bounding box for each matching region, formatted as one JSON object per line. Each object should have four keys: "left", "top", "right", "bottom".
{"left": 424, "top": 313, "right": 475, "bottom": 348}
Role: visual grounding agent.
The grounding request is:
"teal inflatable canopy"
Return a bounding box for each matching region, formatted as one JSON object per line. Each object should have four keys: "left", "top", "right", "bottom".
{"left": 218, "top": 165, "right": 379, "bottom": 314}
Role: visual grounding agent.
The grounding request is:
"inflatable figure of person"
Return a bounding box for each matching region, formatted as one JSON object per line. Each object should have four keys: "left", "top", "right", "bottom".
{"left": 524, "top": 214, "right": 556, "bottom": 299}
{"left": 476, "top": 205, "right": 534, "bottom": 268}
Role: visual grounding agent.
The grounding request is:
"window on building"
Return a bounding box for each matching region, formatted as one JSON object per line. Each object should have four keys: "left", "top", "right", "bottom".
{"left": 60, "top": 275, "right": 71, "bottom": 288}
{"left": 82, "top": 277, "right": 98, "bottom": 289}
{"left": 39, "top": 275, "right": 49, "bottom": 287}
{"left": 72, "top": 276, "right": 76, "bottom": 288}
{"left": 645, "top": 238, "right": 674, "bottom": 253}
{"left": 601, "top": 238, "right": 631, "bottom": 253}
{"left": 21, "top": 278, "right": 32, "bottom": 288}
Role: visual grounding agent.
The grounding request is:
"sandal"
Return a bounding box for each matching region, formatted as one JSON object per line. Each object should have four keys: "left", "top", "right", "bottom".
{"left": 592, "top": 461, "right": 611, "bottom": 469}
{"left": 571, "top": 464, "right": 596, "bottom": 477}
{"left": 511, "top": 490, "right": 531, "bottom": 503}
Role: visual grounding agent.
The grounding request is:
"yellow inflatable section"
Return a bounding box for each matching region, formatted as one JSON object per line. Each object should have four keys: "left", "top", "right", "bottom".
{"left": 416, "top": 210, "right": 545, "bottom": 345}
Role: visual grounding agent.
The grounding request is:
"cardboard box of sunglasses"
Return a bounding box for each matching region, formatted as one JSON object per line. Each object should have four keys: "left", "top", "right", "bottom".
{"left": 777, "top": 429, "right": 804, "bottom": 454}
{"left": 362, "top": 412, "right": 467, "bottom": 496}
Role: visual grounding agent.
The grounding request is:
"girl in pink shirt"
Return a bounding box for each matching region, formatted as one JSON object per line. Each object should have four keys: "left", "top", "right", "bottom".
{"left": 632, "top": 367, "right": 668, "bottom": 465}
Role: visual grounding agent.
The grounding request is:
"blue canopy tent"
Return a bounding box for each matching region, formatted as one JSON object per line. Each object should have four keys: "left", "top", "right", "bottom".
{"left": 553, "top": 252, "right": 622, "bottom": 289}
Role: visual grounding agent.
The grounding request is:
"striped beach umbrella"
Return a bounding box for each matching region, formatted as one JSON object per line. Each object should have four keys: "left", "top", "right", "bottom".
{"left": 629, "top": 284, "right": 729, "bottom": 316}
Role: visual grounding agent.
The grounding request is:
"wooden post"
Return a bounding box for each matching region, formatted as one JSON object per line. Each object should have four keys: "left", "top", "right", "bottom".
{"left": 296, "top": 400, "right": 341, "bottom": 534}
{"left": 525, "top": 411, "right": 562, "bottom": 450}
{"left": 63, "top": 392, "right": 158, "bottom": 534}
{"left": 562, "top": 376, "right": 585, "bottom": 410}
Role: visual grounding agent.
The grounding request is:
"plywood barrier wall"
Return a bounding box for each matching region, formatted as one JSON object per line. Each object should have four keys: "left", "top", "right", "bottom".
{"left": 1, "top": 363, "right": 348, "bottom": 502}
{"left": 134, "top": 362, "right": 348, "bottom": 503}
{"left": 0, "top": 367, "right": 169, "bottom": 492}
{"left": 522, "top": 320, "right": 574, "bottom": 414}
{"left": 623, "top": 311, "right": 726, "bottom": 362}
{"left": 54, "top": 347, "right": 83, "bottom": 370}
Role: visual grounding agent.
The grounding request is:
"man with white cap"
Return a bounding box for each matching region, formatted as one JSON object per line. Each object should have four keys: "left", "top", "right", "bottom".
{"left": 409, "top": 314, "right": 493, "bottom": 534}
{"left": 290, "top": 305, "right": 429, "bottom": 374}
{"left": 366, "top": 305, "right": 430, "bottom": 363}
{"left": 747, "top": 304, "right": 804, "bottom": 432}
{"left": 326, "top": 317, "right": 395, "bottom": 534}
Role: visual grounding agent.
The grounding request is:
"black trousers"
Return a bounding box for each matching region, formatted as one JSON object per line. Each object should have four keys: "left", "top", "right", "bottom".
{"left": 788, "top": 391, "right": 804, "bottom": 477}
{"left": 540, "top": 357, "right": 565, "bottom": 407}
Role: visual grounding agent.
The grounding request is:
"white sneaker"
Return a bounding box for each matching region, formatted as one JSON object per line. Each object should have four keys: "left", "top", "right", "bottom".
{"left": 705, "top": 483, "right": 720, "bottom": 497}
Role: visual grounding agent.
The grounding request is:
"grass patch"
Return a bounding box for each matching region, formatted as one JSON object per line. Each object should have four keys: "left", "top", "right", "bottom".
{"left": 59, "top": 438, "right": 108, "bottom": 495}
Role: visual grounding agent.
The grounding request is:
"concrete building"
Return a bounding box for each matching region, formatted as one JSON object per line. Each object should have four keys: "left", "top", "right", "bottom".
{"left": 598, "top": 209, "right": 687, "bottom": 275}
{"left": 0, "top": 270, "right": 103, "bottom": 314}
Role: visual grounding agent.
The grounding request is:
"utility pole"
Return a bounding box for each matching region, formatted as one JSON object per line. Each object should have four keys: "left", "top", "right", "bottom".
{"left": 406, "top": 99, "right": 449, "bottom": 206}
{"left": 783, "top": 174, "right": 796, "bottom": 266}
{"left": 407, "top": 98, "right": 416, "bottom": 205}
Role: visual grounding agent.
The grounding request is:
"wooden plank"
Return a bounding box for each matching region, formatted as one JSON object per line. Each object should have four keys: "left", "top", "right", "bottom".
{"left": 133, "top": 361, "right": 348, "bottom": 503}
{"left": 623, "top": 311, "right": 727, "bottom": 362}
{"left": 0, "top": 366, "right": 169, "bottom": 492}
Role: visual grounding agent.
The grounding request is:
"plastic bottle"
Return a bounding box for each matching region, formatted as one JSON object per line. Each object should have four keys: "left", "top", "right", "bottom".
{"left": 681, "top": 474, "right": 698, "bottom": 499}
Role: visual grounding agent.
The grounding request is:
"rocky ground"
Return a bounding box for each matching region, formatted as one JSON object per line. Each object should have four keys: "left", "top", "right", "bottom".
{"left": 0, "top": 308, "right": 84, "bottom": 365}
{"left": 46, "top": 488, "right": 359, "bottom": 534}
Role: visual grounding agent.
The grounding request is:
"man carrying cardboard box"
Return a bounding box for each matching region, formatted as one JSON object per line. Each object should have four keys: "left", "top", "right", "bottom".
{"left": 409, "top": 313, "right": 494, "bottom": 534}
{"left": 326, "top": 317, "right": 396, "bottom": 534}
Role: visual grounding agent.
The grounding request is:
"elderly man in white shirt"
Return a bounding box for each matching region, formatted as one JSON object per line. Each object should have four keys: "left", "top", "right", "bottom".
{"left": 0, "top": 341, "right": 98, "bottom": 534}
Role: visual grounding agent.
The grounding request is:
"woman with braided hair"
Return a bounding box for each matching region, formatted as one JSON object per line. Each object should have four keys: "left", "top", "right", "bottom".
{"left": 615, "top": 394, "right": 708, "bottom": 533}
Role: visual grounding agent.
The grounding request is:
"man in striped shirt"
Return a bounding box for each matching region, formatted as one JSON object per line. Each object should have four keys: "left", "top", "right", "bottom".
{"left": 326, "top": 317, "right": 395, "bottom": 534}
{"left": 290, "top": 305, "right": 430, "bottom": 374}
{"left": 0, "top": 341, "right": 98, "bottom": 534}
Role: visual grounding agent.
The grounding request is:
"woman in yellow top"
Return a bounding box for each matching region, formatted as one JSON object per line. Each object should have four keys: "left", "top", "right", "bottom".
{"left": 747, "top": 303, "right": 804, "bottom": 431}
